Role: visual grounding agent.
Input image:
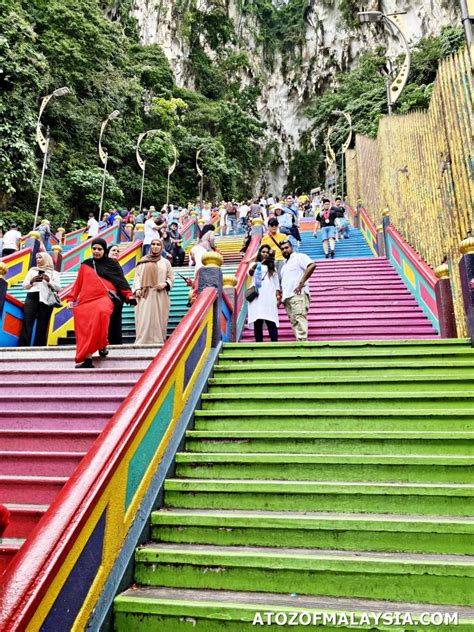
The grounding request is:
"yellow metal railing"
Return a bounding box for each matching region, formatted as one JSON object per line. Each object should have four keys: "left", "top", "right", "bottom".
{"left": 346, "top": 45, "right": 473, "bottom": 337}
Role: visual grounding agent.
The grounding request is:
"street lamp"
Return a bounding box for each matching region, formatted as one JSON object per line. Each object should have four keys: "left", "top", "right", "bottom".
{"left": 167, "top": 144, "right": 178, "bottom": 206}
{"left": 459, "top": 0, "right": 473, "bottom": 45}
{"left": 332, "top": 110, "right": 353, "bottom": 197}
{"left": 357, "top": 11, "right": 411, "bottom": 115}
{"left": 98, "top": 109, "right": 120, "bottom": 221}
{"left": 196, "top": 146, "right": 205, "bottom": 206}
{"left": 136, "top": 129, "right": 159, "bottom": 213}
{"left": 34, "top": 86, "right": 70, "bottom": 229}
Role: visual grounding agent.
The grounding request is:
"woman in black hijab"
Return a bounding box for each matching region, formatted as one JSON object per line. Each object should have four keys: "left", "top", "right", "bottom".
{"left": 66, "top": 238, "right": 135, "bottom": 368}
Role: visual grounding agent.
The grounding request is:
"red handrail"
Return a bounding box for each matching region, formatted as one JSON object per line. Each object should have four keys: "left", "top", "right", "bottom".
{"left": 387, "top": 225, "right": 437, "bottom": 288}
{"left": 236, "top": 236, "right": 260, "bottom": 293}
{"left": 0, "top": 288, "right": 217, "bottom": 629}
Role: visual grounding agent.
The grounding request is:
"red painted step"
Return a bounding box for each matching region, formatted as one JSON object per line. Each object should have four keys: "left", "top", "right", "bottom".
{"left": 0, "top": 429, "right": 99, "bottom": 452}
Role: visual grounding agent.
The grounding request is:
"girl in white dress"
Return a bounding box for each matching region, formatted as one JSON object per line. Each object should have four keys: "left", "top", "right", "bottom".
{"left": 247, "top": 245, "right": 281, "bottom": 342}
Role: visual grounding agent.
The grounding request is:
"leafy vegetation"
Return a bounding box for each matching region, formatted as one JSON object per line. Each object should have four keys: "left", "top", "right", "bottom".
{"left": 288, "top": 25, "right": 465, "bottom": 193}
{"left": 0, "top": 0, "right": 265, "bottom": 231}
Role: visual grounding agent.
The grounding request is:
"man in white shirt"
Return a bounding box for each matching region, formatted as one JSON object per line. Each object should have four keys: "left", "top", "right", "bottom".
{"left": 143, "top": 215, "right": 162, "bottom": 255}
{"left": 86, "top": 213, "right": 99, "bottom": 238}
{"left": 238, "top": 201, "right": 249, "bottom": 231}
{"left": 2, "top": 223, "right": 22, "bottom": 257}
{"left": 279, "top": 240, "right": 316, "bottom": 342}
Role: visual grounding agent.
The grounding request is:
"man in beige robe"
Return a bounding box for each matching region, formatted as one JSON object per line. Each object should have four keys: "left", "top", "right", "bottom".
{"left": 133, "top": 239, "right": 174, "bottom": 345}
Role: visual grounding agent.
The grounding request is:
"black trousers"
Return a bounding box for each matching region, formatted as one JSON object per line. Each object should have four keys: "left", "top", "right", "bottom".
{"left": 18, "top": 293, "right": 53, "bottom": 347}
{"left": 1, "top": 248, "right": 16, "bottom": 257}
{"left": 108, "top": 300, "right": 123, "bottom": 345}
{"left": 254, "top": 319, "right": 278, "bottom": 342}
{"left": 172, "top": 247, "right": 185, "bottom": 267}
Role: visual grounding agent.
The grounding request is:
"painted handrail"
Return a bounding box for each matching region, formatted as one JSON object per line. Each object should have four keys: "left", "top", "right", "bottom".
{"left": 0, "top": 292, "right": 24, "bottom": 347}
{"left": 180, "top": 217, "right": 196, "bottom": 250}
{"left": 0, "top": 288, "right": 218, "bottom": 631}
{"left": 234, "top": 235, "right": 261, "bottom": 340}
{"left": 47, "top": 240, "right": 143, "bottom": 345}
{"left": 385, "top": 224, "right": 441, "bottom": 333}
{"left": 386, "top": 225, "right": 438, "bottom": 289}
{"left": 60, "top": 224, "right": 120, "bottom": 272}
{"left": 358, "top": 206, "right": 378, "bottom": 256}
{"left": 0, "top": 248, "right": 32, "bottom": 286}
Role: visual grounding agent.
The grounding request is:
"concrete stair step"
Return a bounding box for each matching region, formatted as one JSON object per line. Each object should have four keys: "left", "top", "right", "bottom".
{"left": 0, "top": 475, "right": 68, "bottom": 504}
{"left": 0, "top": 429, "right": 99, "bottom": 451}
{"left": 184, "top": 430, "right": 474, "bottom": 456}
{"left": 207, "top": 375, "right": 473, "bottom": 392}
{"left": 0, "top": 394, "right": 124, "bottom": 412}
{"left": 0, "top": 539, "right": 24, "bottom": 575}
{"left": 164, "top": 478, "right": 474, "bottom": 517}
{"left": 0, "top": 410, "right": 113, "bottom": 431}
{"left": 151, "top": 508, "right": 474, "bottom": 555}
{"left": 193, "top": 409, "right": 474, "bottom": 432}
{"left": 114, "top": 586, "right": 473, "bottom": 631}
{"left": 0, "top": 380, "right": 135, "bottom": 396}
{"left": 174, "top": 452, "right": 473, "bottom": 484}
{"left": 0, "top": 368, "right": 144, "bottom": 382}
{"left": 132, "top": 543, "right": 474, "bottom": 606}
{"left": 3, "top": 503, "right": 48, "bottom": 539}
{"left": 0, "top": 450, "right": 86, "bottom": 476}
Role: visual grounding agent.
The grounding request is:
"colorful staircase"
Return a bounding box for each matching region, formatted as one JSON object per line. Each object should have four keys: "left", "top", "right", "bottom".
{"left": 114, "top": 339, "right": 474, "bottom": 629}
{"left": 242, "top": 228, "right": 438, "bottom": 341}
{"left": 0, "top": 345, "right": 159, "bottom": 573}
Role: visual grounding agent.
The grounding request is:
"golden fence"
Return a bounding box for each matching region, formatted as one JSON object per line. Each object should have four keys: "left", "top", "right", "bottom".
{"left": 346, "top": 45, "right": 473, "bottom": 337}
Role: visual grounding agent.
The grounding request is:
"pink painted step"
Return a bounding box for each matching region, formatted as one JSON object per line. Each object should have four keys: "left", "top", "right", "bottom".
{"left": 241, "top": 256, "right": 438, "bottom": 342}
{"left": 0, "top": 429, "right": 99, "bottom": 452}
{"left": 0, "top": 395, "right": 123, "bottom": 412}
{"left": 0, "top": 411, "right": 113, "bottom": 431}
{"left": 2, "top": 381, "right": 135, "bottom": 396}
{"left": 0, "top": 369, "right": 144, "bottom": 383}
{"left": 0, "top": 345, "right": 156, "bottom": 575}
{"left": 0, "top": 476, "right": 68, "bottom": 504}
{"left": 3, "top": 504, "right": 47, "bottom": 539}
{"left": 0, "top": 451, "right": 86, "bottom": 477}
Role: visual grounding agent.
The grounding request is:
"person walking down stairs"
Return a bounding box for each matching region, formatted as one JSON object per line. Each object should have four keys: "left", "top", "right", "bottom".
{"left": 66, "top": 238, "right": 135, "bottom": 368}
{"left": 280, "top": 240, "right": 316, "bottom": 342}
{"left": 247, "top": 245, "right": 281, "bottom": 343}
{"left": 314, "top": 198, "right": 338, "bottom": 258}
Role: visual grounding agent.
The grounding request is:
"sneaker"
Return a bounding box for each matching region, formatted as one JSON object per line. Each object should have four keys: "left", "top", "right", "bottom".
{"left": 330, "top": 251, "right": 335, "bottom": 258}
{"left": 325, "top": 254, "right": 329, "bottom": 259}
{"left": 99, "top": 347, "right": 109, "bottom": 358}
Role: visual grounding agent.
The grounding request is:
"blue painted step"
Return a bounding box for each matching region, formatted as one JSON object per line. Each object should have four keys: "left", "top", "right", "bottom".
{"left": 300, "top": 228, "right": 374, "bottom": 259}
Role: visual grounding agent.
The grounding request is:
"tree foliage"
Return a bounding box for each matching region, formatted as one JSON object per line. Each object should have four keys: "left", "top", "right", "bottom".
{"left": 0, "top": 0, "right": 266, "bottom": 230}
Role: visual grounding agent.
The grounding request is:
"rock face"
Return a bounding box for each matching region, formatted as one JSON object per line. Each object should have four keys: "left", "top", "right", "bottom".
{"left": 130, "top": 0, "right": 459, "bottom": 193}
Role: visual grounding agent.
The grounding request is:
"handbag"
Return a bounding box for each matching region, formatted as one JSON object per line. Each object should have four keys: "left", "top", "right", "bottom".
{"left": 245, "top": 286, "right": 259, "bottom": 303}
{"left": 46, "top": 286, "right": 63, "bottom": 308}
{"left": 93, "top": 261, "right": 122, "bottom": 305}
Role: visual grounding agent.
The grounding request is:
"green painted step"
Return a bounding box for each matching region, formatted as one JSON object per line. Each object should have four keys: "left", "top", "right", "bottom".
{"left": 185, "top": 430, "right": 474, "bottom": 455}
{"left": 151, "top": 509, "right": 474, "bottom": 555}
{"left": 213, "top": 360, "right": 474, "bottom": 377}
{"left": 207, "top": 375, "right": 474, "bottom": 392}
{"left": 200, "top": 391, "right": 474, "bottom": 412}
{"left": 193, "top": 410, "right": 474, "bottom": 433}
{"left": 114, "top": 587, "right": 474, "bottom": 632}
{"left": 133, "top": 544, "right": 474, "bottom": 606}
{"left": 164, "top": 479, "right": 474, "bottom": 516}
{"left": 174, "top": 452, "right": 474, "bottom": 484}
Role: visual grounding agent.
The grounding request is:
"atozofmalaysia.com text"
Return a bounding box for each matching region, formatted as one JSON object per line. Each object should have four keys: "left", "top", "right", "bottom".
{"left": 252, "top": 611, "right": 460, "bottom": 627}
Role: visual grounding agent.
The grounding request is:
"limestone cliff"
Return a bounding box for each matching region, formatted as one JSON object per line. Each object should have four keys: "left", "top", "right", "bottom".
{"left": 128, "top": 0, "right": 459, "bottom": 193}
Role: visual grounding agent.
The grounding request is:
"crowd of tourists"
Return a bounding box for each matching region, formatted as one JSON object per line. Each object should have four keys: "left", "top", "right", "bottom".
{"left": 2, "top": 189, "right": 350, "bottom": 364}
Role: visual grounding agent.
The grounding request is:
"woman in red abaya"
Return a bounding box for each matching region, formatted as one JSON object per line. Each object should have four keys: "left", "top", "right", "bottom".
{"left": 66, "top": 238, "right": 135, "bottom": 368}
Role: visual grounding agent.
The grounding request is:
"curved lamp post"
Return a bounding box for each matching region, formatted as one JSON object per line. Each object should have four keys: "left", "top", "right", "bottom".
{"left": 196, "top": 146, "right": 205, "bottom": 205}
{"left": 166, "top": 143, "right": 178, "bottom": 206}
{"left": 98, "top": 109, "right": 120, "bottom": 221}
{"left": 332, "top": 110, "right": 353, "bottom": 197}
{"left": 358, "top": 11, "right": 411, "bottom": 115}
{"left": 34, "top": 86, "right": 70, "bottom": 229}
{"left": 136, "top": 129, "right": 159, "bottom": 213}
{"left": 324, "top": 127, "right": 337, "bottom": 192}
